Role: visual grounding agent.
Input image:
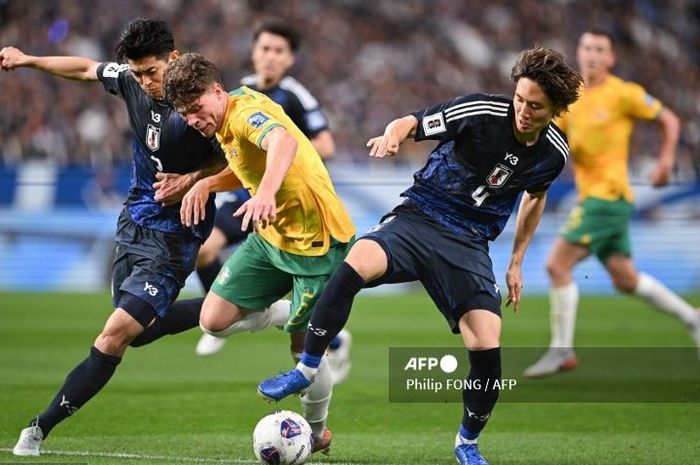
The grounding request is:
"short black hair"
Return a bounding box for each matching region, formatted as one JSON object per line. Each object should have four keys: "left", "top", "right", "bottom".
{"left": 253, "top": 19, "right": 301, "bottom": 52}
{"left": 115, "top": 18, "right": 174, "bottom": 62}
{"left": 581, "top": 28, "right": 616, "bottom": 50}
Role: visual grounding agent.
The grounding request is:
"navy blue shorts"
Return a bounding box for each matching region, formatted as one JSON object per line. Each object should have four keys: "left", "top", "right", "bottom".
{"left": 214, "top": 199, "right": 249, "bottom": 245}
{"left": 362, "top": 202, "right": 502, "bottom": 333}
{"left": 112, "top": 209, "right": 200, "bottom": 321}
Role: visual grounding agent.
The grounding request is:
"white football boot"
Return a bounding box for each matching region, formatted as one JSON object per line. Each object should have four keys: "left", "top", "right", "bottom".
{"left": 327, "top": 329, "right": 352, "bottom": 385}
{"left": 13, "top": 425, "right": 43, "bottom": 456}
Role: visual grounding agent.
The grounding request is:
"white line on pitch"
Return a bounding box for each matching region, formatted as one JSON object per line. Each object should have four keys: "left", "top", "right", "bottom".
{"left": 0, "top": 447, "right": 360, "bottom": 465}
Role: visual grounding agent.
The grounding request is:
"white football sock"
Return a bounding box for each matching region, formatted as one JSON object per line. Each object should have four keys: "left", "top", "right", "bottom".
{"left": 300, "top": 355, "right": 333, "bottom": 440}
{"left": 635, "top": 273, "right": 699, "bottom": 327}
{"left": 202, "top": 300, "right": 291, "bottom": 337}
{"left": 549, "top": 282, "right": 579, "bottom": 348}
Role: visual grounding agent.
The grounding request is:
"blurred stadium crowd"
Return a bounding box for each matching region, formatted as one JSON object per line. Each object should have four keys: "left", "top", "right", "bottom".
{"left": 1, "top": 0, "right": 699, "bottom": 176}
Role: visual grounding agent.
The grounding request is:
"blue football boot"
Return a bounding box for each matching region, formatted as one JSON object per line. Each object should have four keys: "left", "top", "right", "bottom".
{"left": 258, "top": 369, "right": 312, "bottom": 401}
{"left": 454, "top": 443, "right": 489, "bottom": 465}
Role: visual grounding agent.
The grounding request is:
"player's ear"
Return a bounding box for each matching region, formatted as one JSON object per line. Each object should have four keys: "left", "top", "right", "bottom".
{"left": 169, "top": 50, "right": 180, "bottom": 62}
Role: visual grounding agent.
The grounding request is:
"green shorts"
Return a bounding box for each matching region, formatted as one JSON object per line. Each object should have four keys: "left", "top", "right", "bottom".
{"left": 560, "top": 197, "right": 634, "bottom": 262}
{"left": 211, "top": 233, "right": 354, "bottom": 333}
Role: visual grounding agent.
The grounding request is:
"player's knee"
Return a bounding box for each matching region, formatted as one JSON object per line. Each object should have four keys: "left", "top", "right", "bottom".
{"left": 545, "top": 257, "right": 565, "bottom": 280}
{"left": 96, "top": 326, "right": 135, "bottom": 354}
{"left": 465, "top": 336, "right": 500, "bottom": 352}
{"left": 611, "top": 275, "right": 636, "bottom": 294}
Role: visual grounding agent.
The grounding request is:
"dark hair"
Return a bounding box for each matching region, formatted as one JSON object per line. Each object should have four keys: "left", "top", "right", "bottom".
{"left": 253, "top": 19, "right": 301, "bottom": 52}
{"left": 581, "top": 28, "right": 616, "bottom": 50}
{"left": 164, "top": 53, "right": 222, "bottom": 110}
{"left": 115, "top": 18, "right": 174, "bottom": 62}
{"left": 511, "top": 46, "right": 583, "bottom": 116}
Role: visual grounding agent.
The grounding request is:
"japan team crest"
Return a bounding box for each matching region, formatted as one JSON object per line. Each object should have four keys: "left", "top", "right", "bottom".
{"left": 486, "top": 164, "right": 513, "bottom": 188}
{"left": 146, "top": 124, "right": 161, "bottom": 152}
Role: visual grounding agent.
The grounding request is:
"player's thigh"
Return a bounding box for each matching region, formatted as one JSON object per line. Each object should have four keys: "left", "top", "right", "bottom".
{"left": 112, "top": 230, "right": 198, "bottom": 320}
{"left": 458, "top": 309, "right": 502, "bottom": 351}
{"left": 210, "top": 234, "right": 292, "bottom": 311}
{"left": 344, "top": 239, "right": 389, "bottom": 282}
{"left": 546, "top": 238, "right": 590, "bottom": 274}
{"left": 283, "top": 239, "right": 355, "bottom": 333}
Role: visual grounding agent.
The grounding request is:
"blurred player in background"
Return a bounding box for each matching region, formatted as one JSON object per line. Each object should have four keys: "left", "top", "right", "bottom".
{"left": 524, "top": 30, "right": 700, "bottom": 378}
{"left": 193, "top": 21, "right": 352, "bottom": 379}
{"left": 258, "top": 47, "right": 583, "bottom": 465}
{"left": 164, "top": 52, "right": 356, "bottom": 453}
{"left": 2, "top": 19, "right": 233, "bottom": 456}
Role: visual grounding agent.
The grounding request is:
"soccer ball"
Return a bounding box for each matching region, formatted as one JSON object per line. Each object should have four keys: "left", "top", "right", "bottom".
{"left": 252, "top": 410, "right": 313, "bottom": 465}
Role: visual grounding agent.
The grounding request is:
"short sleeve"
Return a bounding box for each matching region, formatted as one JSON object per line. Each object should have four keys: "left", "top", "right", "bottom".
{"left": 412, "top": 94, "right": 509, "bottom": 142}
{"left": 231, "top": 107, "right": 284, "bottom": 149}
{"left": 96, "top": 62, "right": 131, "bottom": 98}
{"left": 623, "top": 81, "right": 663, "bottom": 121}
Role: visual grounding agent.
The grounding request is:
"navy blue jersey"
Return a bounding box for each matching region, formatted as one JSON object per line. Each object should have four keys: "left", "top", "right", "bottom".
{"left": 404, "top": 93, "right": 568, "bottom": 241}
{"left": 97, "top": 62, "right": 220, "bottom": 240}
{"left": 241, "top": 74, "right": 329, "bottom": 138}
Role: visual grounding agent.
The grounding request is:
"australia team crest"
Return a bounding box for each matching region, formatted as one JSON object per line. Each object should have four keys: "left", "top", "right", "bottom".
{"left": 487, "top": 164, "right": 513, "bottom": 188}
{"left": 146, "top": 124, "right": 161, "bottom": 152}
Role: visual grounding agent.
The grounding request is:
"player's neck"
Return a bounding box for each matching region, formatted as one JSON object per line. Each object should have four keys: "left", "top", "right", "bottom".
{"left": 513, "top": 124, "right": 542, "bottom": 146}
{"left": 256, "top": 75, "right": 282, "bottom": 91}
{"left": 584, "top": 72, "right": 608, "bottom": 88}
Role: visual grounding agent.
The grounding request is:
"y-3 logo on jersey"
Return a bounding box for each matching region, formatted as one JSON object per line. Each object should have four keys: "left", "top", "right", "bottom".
{"left": 504, "top": 152, "right": 519, "bottom": 165}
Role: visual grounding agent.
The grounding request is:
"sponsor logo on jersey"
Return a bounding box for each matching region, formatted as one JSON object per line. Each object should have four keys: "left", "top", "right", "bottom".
{"left": 486, "top": 164, "right": 513, "bottom": 188}
{"left": 422, "top": 112, "right": 446, "bottom": 136}
{"left": 504, "top": 152, "right": 519, "bottom": 165}
{"left": 247, "top": 111, "right": 270, "bottom": 128}
{"left": 146, "top": 124, "right": 161, "bottom": 152}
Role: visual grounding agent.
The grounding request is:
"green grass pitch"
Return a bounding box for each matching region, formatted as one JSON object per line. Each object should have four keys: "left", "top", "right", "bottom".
{"left": 1, "top": 291, "right": 699, "bottom": 464}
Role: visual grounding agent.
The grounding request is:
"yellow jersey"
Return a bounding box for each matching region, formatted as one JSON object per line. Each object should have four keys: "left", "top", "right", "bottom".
{"left": 215, "top": 86, "right": 355, "bottom": 256}
{"left": 555, "top": 75, "right": 662, "bottom": 202}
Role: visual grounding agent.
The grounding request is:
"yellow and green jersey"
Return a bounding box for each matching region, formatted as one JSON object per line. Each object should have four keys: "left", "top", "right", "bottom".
{"left": 215, "top": 86, "right": 355, "bottom": 256}
{"left": 555, "top": 75, "right": 662, "bottom": 202}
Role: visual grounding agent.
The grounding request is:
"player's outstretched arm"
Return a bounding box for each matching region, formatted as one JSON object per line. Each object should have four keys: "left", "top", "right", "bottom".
{"left": 366, "top": 115, "right": 418, "bottom": 159}
{"left": 650, "top": 107, "right": 681, "bottom": 188}
{"left": 180, "top": 168, "right": 243, "bottom": 227}
{"left": 0, "top": 46, "right": 99, "bottom": 81}
{"left": 234, "top": 126, "right": 297, "bottom": 231}
{"left": 506, "top": 191, "right": 548, "bottom": 312}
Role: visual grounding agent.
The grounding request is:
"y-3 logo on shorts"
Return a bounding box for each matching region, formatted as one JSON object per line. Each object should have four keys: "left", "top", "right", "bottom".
{"left": 144, "top": 282, "right": 158, "bottom": 296}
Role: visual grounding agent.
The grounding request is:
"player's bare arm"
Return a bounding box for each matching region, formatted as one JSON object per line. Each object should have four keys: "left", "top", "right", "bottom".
{"left": 234, "top": 126, "right": 297, "bottom": 230}
{"left": 154, "top": 155, "right": 228, "bottom": 205}
{"left": 0, "top": 46, "right": 99, "bottom": 80}
{"left": 180, "top": 168, "right": 243, "bottom": 227}
{"left": 311, "top": 130, "right": 335, "bottom": 160}
{"left": 650, "top": 107, "right": 681, "bottom": 188}
{"left": 506, "top": 191, "right": 548, "bottom": 312}
{"left": 366, "top": 115, "right": 418, "bottom": 158}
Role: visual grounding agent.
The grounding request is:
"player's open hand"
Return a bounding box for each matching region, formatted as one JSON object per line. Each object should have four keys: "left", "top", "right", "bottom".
{"left": 366, "top": 133, "right": 400, "bottom": 158}
{"left": 154, "top": 172, "right": 194, "bottom": 206}
{"left": 234, "top": 193, "right": 277, "bottom": 232}
{"left": 180, "top": 179, "right": 210, "bottom": 227}
{"left": 0, "top": 47, "right": 28, "bottom": 71}
{"left": 505, "top": 264, "right": 523, "bottom": 313}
